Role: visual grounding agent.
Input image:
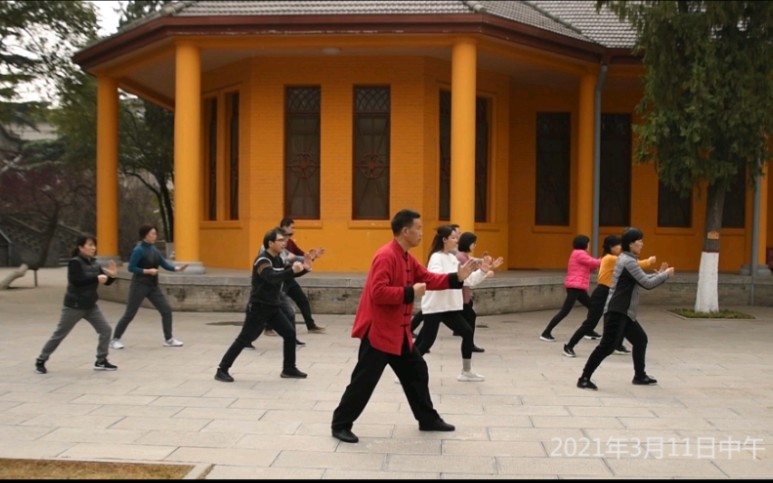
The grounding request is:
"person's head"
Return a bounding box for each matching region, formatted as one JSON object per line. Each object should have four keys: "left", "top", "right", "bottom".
{"left": 621, "top": 227, "right": 645, "bottom": 254}
{"left": 428, "top": 224, "right": 458, "bottom": 258}
{"left": 139, "top": 224, "right": 158, "bottom": 243}
{"left": 449, "top": 223, "right": 461, "bottom": 237}
{"left": 263, "top": 227, "right": 288, "bottom": 254}
{"left": 73, "top": 234, "right": 97, "bottom": 257}
{"left": 602, "top": 235, "right": 622, "bottom": 255}
{"left": 573, "top": 235, "right": 590, "bottom": 250}
{"left": 279, "top": 217, "right": 295, "bottom": 237}
{"left": 458, "top": 232, "right": 478, "bottom": 254}
{"left": 391, "top": 209, "right": 422, "bottom": 249}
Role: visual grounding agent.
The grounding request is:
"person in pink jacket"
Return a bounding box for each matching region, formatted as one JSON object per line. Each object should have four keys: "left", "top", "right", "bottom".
{"left": 540, "top": 235, "right": 601, "bottom": 342}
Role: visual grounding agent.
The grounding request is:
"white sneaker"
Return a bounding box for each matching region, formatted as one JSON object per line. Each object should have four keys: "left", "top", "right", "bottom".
{"left": 163, "top": 337, "right": 184, "bottom": 347}
{"left": 110, "top": 338, "right": 124, "bottom": 350}
{"left": 457, "top": 371, "right": 485, "bottom": 382}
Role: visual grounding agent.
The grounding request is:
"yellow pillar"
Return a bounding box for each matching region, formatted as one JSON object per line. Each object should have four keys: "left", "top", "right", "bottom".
{"left": 174, "top": 42, "right": 202, "bottom": 266}
{"left": 96, "top": 76, "right": 119, "bottom": 258}
{"left": 450, "top": 38, "right": 477, "bottom": 231}
{"left": 577, "top": 71, "right": 597, "bottom": 237}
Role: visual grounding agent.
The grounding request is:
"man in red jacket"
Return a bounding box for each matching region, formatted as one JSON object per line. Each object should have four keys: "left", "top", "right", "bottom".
{"left": 331, "top": 209, "right": 479, "bottom": 443}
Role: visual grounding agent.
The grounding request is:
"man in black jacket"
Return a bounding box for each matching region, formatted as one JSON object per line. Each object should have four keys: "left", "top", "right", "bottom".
{"left": 215, "top": 227, "right": 313, "bottom": 382}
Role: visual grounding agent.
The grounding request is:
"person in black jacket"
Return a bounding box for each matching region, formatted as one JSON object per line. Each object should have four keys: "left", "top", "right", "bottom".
{"left": 35, "top": 234, "right": 118, "bottom": 374}
{"left": 214, "top": 227, "right": 313, "bottom": 383}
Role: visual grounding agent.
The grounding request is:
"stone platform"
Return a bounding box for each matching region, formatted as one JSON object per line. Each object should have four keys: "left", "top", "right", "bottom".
{"left": 95, "top": 267, "right": 773, "bottom": 315}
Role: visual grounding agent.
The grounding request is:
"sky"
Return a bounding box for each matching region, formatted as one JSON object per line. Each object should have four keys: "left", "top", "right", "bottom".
{"left": 93, "top": 0, "right": 125, "bottom": 37}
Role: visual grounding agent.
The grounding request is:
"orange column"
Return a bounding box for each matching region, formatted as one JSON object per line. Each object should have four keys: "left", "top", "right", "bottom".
{"left": 96, "top": 76, "right": 119, "bottom": 258}
{"left": 450, "top": 38, "right": 477, "bottom": 231}
{"left": 173, "top": 42, "right": 202, "bottom": 266}
{"left": 577, "top": 71, "right": 597, "bottom": 237}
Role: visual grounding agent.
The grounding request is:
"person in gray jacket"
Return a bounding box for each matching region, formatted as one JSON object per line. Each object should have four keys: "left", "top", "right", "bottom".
{"left": 35, "top": 234, "right": 118, "bottom": 374}
{"left": 577, "top": 227, "right": 675, "bottom": 390}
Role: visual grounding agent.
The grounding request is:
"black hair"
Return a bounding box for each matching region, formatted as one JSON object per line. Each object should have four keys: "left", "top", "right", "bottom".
{"left": 573, "top": 234, "right": 590, "bottom": 250}
{"left": 390, "top": 209, "right": 421, "bottom": 235}
{"left": 621, "top": 227, "right": 644, "bottom": 252}
{"left": 138, "top": 224, "right": 157, "bottom": 240}
{"left": 279, "top": 217, "right": 294, "bottom": 229}
{"left": 427, "top": 224, "right": 455, "bottom": 262}
{"left": 72, "top": 234, "right": 97, "bottom": 257}
{"left": 263, "top": 227, "right": 285, "bottom": 249}
{"left": 458, "top": 231, "right": 478, "bottom": 253}
{"left": 602, "top": 235, "right": 621, "bottom": 255}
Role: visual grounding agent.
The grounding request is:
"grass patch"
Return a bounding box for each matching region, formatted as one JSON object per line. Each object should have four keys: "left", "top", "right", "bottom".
{"left": 670, "top": 308, "right": 755, "bottom": 319}
{"left": 0, "top": 459, "right": 196, "bottom": 479}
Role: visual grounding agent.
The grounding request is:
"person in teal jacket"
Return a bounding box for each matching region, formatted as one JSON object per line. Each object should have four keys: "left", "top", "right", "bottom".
{"left": 111, "top": 224, "right": 188, "bottom": 349}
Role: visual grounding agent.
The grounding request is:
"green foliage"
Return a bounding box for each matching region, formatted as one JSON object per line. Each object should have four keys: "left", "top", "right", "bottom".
{"left": 670, "top": 308, "right": 754, "bottom": 319}
{"left": 0, "top": 0, "right": 98, "bottom": 117}
{"left": 599, "top": 1, "right": 773, "bottom": 196}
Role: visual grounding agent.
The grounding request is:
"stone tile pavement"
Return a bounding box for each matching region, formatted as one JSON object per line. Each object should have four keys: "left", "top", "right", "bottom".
{"left": 0, "top": 268, "right": 771, "bottom": 479}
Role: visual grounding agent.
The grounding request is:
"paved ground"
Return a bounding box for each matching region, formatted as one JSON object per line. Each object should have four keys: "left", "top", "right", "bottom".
{"left": 0, "top": 267, "right": 771, "bottom": 479}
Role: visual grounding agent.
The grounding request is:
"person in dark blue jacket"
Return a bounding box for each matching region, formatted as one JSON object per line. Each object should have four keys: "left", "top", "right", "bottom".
{"left": 35, "top": 234, "right": 118, "bottom": 374}
{"left": 111, "top": 224, "right": 188, "bottom": 349}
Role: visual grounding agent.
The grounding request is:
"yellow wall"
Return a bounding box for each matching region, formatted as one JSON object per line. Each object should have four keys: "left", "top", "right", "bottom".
{"left": 195, "top": 54, "right": 754, "bottom": 273}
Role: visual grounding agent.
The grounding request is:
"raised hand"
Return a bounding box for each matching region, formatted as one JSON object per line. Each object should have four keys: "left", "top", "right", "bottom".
{"left": 457, "top": 258, "right": 481, "bottom": 281}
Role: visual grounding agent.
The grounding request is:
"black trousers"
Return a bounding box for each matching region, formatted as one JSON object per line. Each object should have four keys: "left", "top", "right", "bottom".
{"left": 581, "top": 311, "right": 648, "bottom": 379}
{"left": 219, "top": 302, "right": 297, "bottom": 372}
{"left": 284, "top": 280, "right": 315, "bottom": 329}
{"left": 567, "top": 285, "right": 608, "bottom": 348}
{"left": 542, "top": 288, "right": 591, "bottom": 336}
{"left": 415, "top": 311, "right": 474, "bottom": 359}
{"left": 331, "top": 335, "right": 440, "bottom": 431}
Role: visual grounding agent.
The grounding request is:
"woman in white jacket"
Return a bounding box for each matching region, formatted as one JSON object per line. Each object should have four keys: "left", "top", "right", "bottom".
{"left": 415, "top": 224, "right": 492, "bottom": 382}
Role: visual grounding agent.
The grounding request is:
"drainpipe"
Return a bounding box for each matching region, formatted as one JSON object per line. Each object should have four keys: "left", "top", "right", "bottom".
{"left": 750, "top": 156, "right": 763, "bottom": 304}
{"left": 591, "top": 63, "right": 608, "bottom": 258}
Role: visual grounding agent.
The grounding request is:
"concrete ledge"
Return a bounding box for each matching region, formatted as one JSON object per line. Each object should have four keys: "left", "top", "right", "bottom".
{"left": 98, "top": 270, "right": 773, "bottom": 315}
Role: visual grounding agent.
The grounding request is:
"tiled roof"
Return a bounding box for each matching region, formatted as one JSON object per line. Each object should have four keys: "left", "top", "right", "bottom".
{"left": 526, "top": 1, "right": 637, "bottom": 48}
{"left": 114, "top": 1, "right": 636, "bottom": 49}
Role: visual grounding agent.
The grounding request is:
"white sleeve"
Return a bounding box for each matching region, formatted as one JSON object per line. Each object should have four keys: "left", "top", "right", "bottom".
{"left": 463, "top": 268, "right": 487, "bottom": 287}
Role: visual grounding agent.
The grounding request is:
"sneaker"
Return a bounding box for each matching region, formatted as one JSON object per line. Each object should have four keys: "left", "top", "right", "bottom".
{"left": 94, "top": 359, "right": 118, "bottom": 371}
{"left": 615, "top": 345, "right": 631, "bottom": 355}
{"left": 308, "top": 325, "right": 326, "bottom": 334}
{"left": 35, "top": 359, "right": 47, "bottom": 374}
{"left": 280, "top": 367, "right": 308, "bottom": 379}
{"left": 457, "top": 371, "right": 485, "bottom": 382}
{"left": 540, "top": 333, "right": 555, "bottom": 342}
{"left": 110, "top": 338, "right": 124, "bottom": 350}
{"left": 563, "top": 344, "right": 576, "bottom": 358}
{"left": 214, "top": 368, "right": 234, "bottom": 383}
{"left": 632, "top": 374, "right": 658, "bottom": 385}
{"left": 584, "top": 331, "right": 601, "bottom": 340}
{"left": 163, "top": 337, "right": 184, "bottom": 347}
{"left": 577, "top": 376, "right": 598, "bottom": 390}
{"left": 264, "top": 329, "right": 277, "bottom": 336}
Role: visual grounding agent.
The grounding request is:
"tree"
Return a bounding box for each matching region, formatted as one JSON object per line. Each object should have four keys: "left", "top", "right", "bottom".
{"left": 600, "top": 1, "right": 773, "bottom": 312}
{"left": 116, "top": 0, "right": 177, "bottom": 242}
{"left": 0, "top": 1, "right": 97, "bottom": 119}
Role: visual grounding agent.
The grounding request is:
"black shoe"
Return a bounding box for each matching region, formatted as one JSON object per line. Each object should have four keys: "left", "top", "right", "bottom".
{"left": 332, "top": 428, "right": 359, "bottom": 443}
{"left": 35, "top": 359, "right": 47, "bottom": 374}
{"left": 540, "top": 333, "right": 555, "bottom": 342}
{"left": 471, "top": 345, "right": 485, "bottom": 353}
{"left": 94, "top": 359, "right": 118, "bottom": 371}
{"left": 419, "top": 418, "right": 455, "bottom": 432}
{"left": 584, "top": 331, "right": 601, "bottom": 340}
{"left": 615, "top": 345, "right": 631, "bottom": 354}
{"left": 295, "top": 339, "right": 306, "bottom": 346}
{"left": 280, "top": 367, "right": 308, "bottom": 379}
{"left": 214, "top": 368, "right": 234, "bottom": 383}
{"left": 632, "top": 374, "right": 658, "bottom": 385}
{"left": 563, "top": 344, "right": 576, "bottom": 358}
{"left": 577, "top": 376, "right": 598, "bottom": 390}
